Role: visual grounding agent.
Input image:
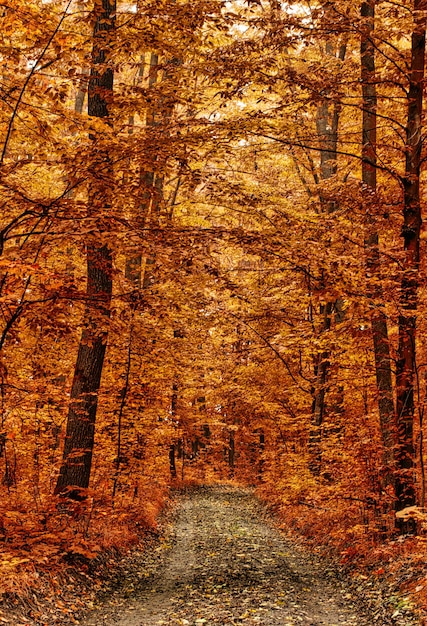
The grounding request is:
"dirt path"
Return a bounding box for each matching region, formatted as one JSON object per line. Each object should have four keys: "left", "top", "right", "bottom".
{"left": 82, "top": 485, "right": 414, "bottom": 626}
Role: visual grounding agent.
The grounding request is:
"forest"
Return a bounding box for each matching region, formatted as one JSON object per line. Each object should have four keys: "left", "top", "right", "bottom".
{"left": 2, "top": 0, "right": 427, "bottom": 621}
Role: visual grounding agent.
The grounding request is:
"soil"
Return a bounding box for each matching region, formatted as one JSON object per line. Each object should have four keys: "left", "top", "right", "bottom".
{"left": 79, "top": 485, "right": 420, "bottom": 626}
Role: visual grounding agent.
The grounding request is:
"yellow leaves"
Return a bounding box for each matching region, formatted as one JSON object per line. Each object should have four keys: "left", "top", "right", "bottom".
{"left": 0, "top": 556, "right": 30, "bottom": 568}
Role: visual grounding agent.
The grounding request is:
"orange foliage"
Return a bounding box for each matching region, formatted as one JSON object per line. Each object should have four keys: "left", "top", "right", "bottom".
{"left": 0, "top": 0, "right": 427, "bottom": 618}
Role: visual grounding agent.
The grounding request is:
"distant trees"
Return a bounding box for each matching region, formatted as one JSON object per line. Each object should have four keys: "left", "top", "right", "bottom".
{"left": 195, "top": 0, "right": 427, "bottom": 533}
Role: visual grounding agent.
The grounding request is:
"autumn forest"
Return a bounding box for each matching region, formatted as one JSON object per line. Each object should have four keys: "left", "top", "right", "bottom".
{"left": 2, "top": 0, "right": 427, "bottom": 619}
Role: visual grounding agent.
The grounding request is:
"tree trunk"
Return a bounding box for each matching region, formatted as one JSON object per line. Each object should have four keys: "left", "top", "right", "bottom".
{"left": 55, "top": 0, "right": 115, "bottom": 498}
{"left": 228, "top": 430, "right": 235, "bottom": 474}
{"left": 395, "top": 1, "right": 426, "bottom": 520}
{"left": 74, "top": 68, "right": 90, "bottom": 115}
{"left": 309, "top": 302, "right": 332, "bottom": 474}
{"left": 308, "top": 40, "right": 346, "bottom": 475}
{"left": 170, "top": 381, "right": 179, "bottom": 477}
{"left": 361, "top": 0, "right": 396, "bottom": 491}
{"left": 169, "top": 444, "right": 177, "bottom": 477}
{"left": 125, "top": 53, "right": 160, "bottom": 288}
{"left": 258, "top": 432, "right": 265, "bottom": 479}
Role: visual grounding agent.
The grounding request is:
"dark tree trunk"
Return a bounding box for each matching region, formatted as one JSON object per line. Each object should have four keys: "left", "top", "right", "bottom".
{"left": 361, "top": 0, "right": 397, "bottom": 490}
{"left": 228, "top": 431, "right": 235, "bottom": 472}
{"left": 259, "top": 432, "right": 265, "bottom": 479}
{"left": 309, "top": 302, "right": 332, "bottom": 474}
{"left": 170, "top": 381, "right": 179, "bottom": 476}
{"left": 55, "top": 0, "right": 115, "bottom": 498}
{"left": 395, "top": 2, "right": 426, "bottom": 521}
{"left": 169, "top": 444, "right": 177, "bottom": 477}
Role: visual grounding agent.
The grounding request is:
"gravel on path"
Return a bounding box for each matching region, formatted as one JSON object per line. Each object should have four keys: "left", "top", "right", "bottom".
{"left": 83, "top": 485, "right": 415, "bottom": 626}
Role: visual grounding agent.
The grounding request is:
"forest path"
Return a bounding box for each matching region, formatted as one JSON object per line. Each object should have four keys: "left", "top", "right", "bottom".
{"left": 84, "top": 485, "right": 389, "bottom": 626}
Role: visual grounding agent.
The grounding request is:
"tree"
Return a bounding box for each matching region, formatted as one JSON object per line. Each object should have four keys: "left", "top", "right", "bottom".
{"left": 361, "top": 0, "right": 396, "bottom": 495}
{"left": 395, "top": 0, "right": 426, "bottom": 520}
{"left": 55, "top": 0, "right": 115, "bottom": 497}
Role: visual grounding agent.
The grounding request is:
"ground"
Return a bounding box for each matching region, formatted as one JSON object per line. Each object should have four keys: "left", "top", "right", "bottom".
{"left": 79, "top": 485, "right": 419, "bottom": 626}
{"left": 0, "top": 485, "right": 422, "bottom": 625}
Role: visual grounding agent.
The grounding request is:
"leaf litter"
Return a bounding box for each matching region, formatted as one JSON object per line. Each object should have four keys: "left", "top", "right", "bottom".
{"left": 80, "top": 485, "right": 420, "bottom": 626}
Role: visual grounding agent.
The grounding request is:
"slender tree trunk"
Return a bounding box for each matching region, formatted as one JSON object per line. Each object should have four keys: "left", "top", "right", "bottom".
{"left": 170, "top": 381, "right": 179, "bottom": 478}
{"left": 309, "top": 301, "right": 333, "bottom": 474}
{"left": 361, "top": 0, "right": 396, "bottom": 491}
{"left": 125, "top": 169, "right": 155, "bottom": 287}
{"left": 309, "top": 42, "right": 346, "bottom": 474}
{"left": 55, "top": 0, "right": 115, "bottom": 498}
{"left": 169, "top": 444, "right": 177, "bottom": 477}
{"left": 228, "top": 430, "right": 235, "bottom": 474}
{"left": 395, "top": 2, "right": 426, "bottom": 519}
{"left": 75, "top": 68, "right": 90, "bottom": 115}
{"left": 258, "top": 432, "right": 265, "bottom": 479}
{"left": 123, "top": 56, "right": 177, "bottom": 486}
{"left": 112, "top": 319, "right": 134, "bottom": 501}
{"left": 125, "top": 53, "right": 159, "bottom": 287}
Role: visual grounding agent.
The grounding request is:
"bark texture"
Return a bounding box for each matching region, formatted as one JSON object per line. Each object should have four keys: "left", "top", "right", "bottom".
{"left": 55, "top": 0, "right": 115, "bottom": 497}
{"left": 395, "top": 2, "right": 426, "bottom": 518}
{"left": 361, "top": 0, "right": 396, "bottom": 490}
